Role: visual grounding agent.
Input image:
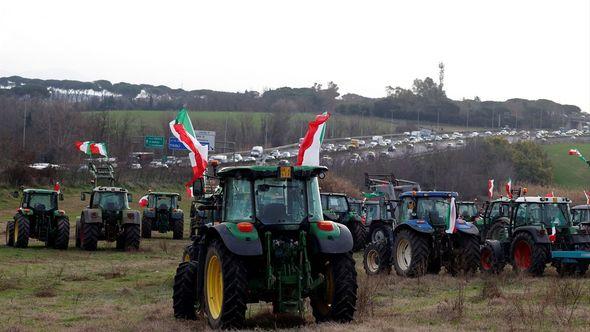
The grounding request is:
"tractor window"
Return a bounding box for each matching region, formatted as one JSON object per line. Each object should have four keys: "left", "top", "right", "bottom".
{"left": 327, "top": 196, "right": 348, "bottom": 213}
{"left": 306, "top": 177, "right": 323, "bottom": 222}
{"left": 254, "top": 178, "right": 307, "bottom": 224}
{"left": 366, "top": 203, "right": 380, "bottom": 222}
{"left": 399, "top": 198, "right": 415, "bottom": 223}
{"left": 26, "top": 193, "right": 56, "bottom": 211}
{"left": 458, "top": 204, "right": 477, "bottom": 220}
{"left": 417, "top": 198, "right": 450, "bottom": 225}
{"left": 514, "top": 203, "right": 570, "bottom": 227}
{"left": 92, "top": 192, "right": 129, "bottom": 210}
{"left": 224, "top": 178, "right": 253, "bottom": 222}
{"left": 154, "top": 196, "right": 175, "bottom": 209}
{"left": 572, "top": 209, "right": 590, "bottom": 225}
{"left": 544, "top": 203, "right": 569, "bottom": 227}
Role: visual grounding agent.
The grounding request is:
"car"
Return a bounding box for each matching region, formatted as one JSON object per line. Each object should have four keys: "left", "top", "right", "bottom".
{"left": 243, "top": 156, "right": 256, "bottom": 162}
{"left": 387, "top": 145, "right": 397, "bottom": 152}
{"left": 337, "top": 144, "right": 348, "bottom": 151}
{"left": 457, "top": 139, "right": 465, "bottom": 146}
{"left": 250, "top": 146, "right": 263, "bottom": 157}
{"left": 210, "top": 154, "right": 228, "bottom": 163}
{"left": 280, "top": 151, "right": 291, "bottom": 158}
{"left": 407, "top": 143, "right": 414, "bottom": 149}
{"left": 441, "top": 134, "right": 450, "bottom": 139}
{"left": 270, "top": 149, "right": 281, "bottom": 158}
{"left": 129, "top": 163, "right": 142, "bottom": 170}
{"left": 232, "top": 153, "right": 243, "bottom": 162}
{"left": 427, "top": 142, "right": 434, "bottom": 149}
{"left": 149, "top": 161, "right": 169, "bottom": 168}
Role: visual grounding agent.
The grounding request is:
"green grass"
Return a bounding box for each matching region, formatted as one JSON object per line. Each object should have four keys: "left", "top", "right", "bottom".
{"left": 542, "top": 142, "right": 590, "bottom": 189}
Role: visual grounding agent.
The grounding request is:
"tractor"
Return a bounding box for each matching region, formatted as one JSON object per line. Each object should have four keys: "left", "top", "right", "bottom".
{"left": 320, "top": 192, "right": 367, "bottom": 251}
{"left": 363, "top": 191, "right": 480, "bottom": 277}
{"left": 172, "top": 165, "right": 357, "bottom": 329}
{"left": 571, "top": 204, "right": 590, "bottom": 234}
{"left": 6, "top": 188, "right": 69, "bottom": 249}
{"left": 141, "top": 192, "right": 184, "bottom": 239}
{"left": 457, "top": 201, "right": 480, "bottom": 223}
{"left": 480, "top": 192, "right": 590, "bottom": 276}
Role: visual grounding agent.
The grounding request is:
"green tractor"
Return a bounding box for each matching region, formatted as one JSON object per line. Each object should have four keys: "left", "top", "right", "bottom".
{"left": 320, "top": 192, "right": 367, "bottom": 251}
{"left": 76, "top": 186, "right": 140, "bottom": 251}
{"left": 141, "top": 192, "right": 184, "bottom": 239}
{"left": 6, "top": 188, "right": 69, "bottom": 249}
{"left": 173, "top": 165, "right": 357, "bottom": 329}
{"left": 481, "top": 190, "right": 590, "bottom": 276}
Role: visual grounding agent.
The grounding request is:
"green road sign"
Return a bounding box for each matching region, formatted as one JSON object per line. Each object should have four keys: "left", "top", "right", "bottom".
{"left": 144, "top": 136, "right": 164, "bottom": 149}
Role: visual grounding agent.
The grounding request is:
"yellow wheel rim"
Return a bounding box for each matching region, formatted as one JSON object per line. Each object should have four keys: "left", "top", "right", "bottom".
{"left": 206, "top": 254, "right": 223, "bottom": 319}
{"left": 14, "top": 221, "right": 19, "bottom": 242}
{"left": 183, "top": 253, "right": 190, "bottom": 262}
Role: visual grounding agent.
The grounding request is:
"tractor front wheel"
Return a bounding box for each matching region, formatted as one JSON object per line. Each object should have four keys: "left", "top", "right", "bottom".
{"left": 510, "top": 232, "right": 548, "bottom": 276}
{"left": 81, "top": 222, "right": 99, "bottom": 251}
{"left": 123, "top": 224, "right": 140, "bottom": 250}
{"left": 311, "top": 253, "right": 357, "bottom": 323}
{"left": 172, "top": 218, "right": 184, "bottom": 240}
{"left": 53, "top": 217, "right": 70, "bottom": 250}
{"left": 173, "top": 260, "right": 200, "bottom": 320}
{"left": 141, "top": 217, "right": 152, "bottom": 238}
{"left": 392, "top": 229, "right": 429, "bottom": 277}
{"left": 363, "top": 240, "right": 391, "bottom": 275}
{"left": 480, "top": 242, "right": 505, "bottom": 274}
{"left": 14, "top": 214, "right": 30, "bottom": 248}
{"left": 6, "top": 220, "right": 15, "bottom": 247}
{"left": 449, "top": 233, "right": 480, "bottom": 275}
{"left": 203, "top": 240, "right": 247, "bottom": 329}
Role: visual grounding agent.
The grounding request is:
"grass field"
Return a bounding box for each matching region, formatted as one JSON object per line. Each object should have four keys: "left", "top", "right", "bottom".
{"left": 542, "top": 142, "right": 590, "bottom": 189}
{"left": 2, "top": 189, "right": 590, "bottom": 331}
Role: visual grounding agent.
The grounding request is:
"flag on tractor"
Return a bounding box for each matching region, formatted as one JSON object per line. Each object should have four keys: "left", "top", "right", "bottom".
{"left": 54, "top": 182, "right": 61, "bottom": 193}
{"left": 445, "top": 196, "right": 457, "bottom": 234}
{"left": 297, "top": 112, "right": 330, "bottom": 166}
{"left": 139, "top": 195, "right": 149, "bottom": 207}
{"left": 584, "top": 191, "right": 590, "bottom": 205}
{"left": 487, "top": 179, "right": 494, "bottom": 199}
{"left": 169, "top": 108, "right": 208, "bottom": 188}
{"left": 505, "top": 178, "right": 512, "bottom": 198}
{"left": 186, "top": 186, "right": 194, "bottom": 198}
{"left": 545, "top": 192, "right": 554, "bottom": 198}
{"left": 568, "top": 148, "right": 586, "bottom": 161}
{"left": 75, "top": 141, "right": 108, "bottom": 157}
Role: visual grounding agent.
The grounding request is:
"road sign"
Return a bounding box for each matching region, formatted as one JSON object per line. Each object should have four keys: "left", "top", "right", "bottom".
{"left": 195, "top": 130, "right": 216, "bottom": 150}
{"left": 144, "top": 136, "right": 164, "bottom": 149}
{"left": 169, "top": 137, "right": 210, "bottom": 151}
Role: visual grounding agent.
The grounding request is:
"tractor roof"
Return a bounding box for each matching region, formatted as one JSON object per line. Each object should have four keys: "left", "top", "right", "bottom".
{"left": 513, "top": 196, "right": 570, "bottom": 204}
{"left": 399, "top": 191, "right": 458, "bottom": 199}
{"left": 217, "top": 165, "right": 327, "bottom": 179}
{"left": 23, "top": 188, "right": 57, "bottom": 194}
{"left": 572, "top": 205, "right": 590, "bottom": 210}
{"left": 320, "top": 192, "right": 347, "bottom": 197}
{"left": 93, "top": 186, "right": 128, "bottom": 193}
{"left": 457, "top": 201, "right": 475, "bottom": 205}
{"left": 148, "top": 192, "right": 179, "bottom": 196}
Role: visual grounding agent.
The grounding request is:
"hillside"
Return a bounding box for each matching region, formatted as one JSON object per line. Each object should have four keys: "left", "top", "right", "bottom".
{"left": 542, "top": 142, "right": 590, "bottom": 189}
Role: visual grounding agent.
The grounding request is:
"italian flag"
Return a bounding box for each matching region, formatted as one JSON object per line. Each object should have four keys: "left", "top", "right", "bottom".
{"left": 487, "top": 179, "right": 494, "bottom": 199}
{"left": 138, "top": 195, "right": 149, "bottom": 207}
{"left": 445, "top": 196, "right": 457, "bottom": 234}
{"left": 169, "top": 108, "right": 208, "bottom": 187}
{"left": 585, "top": 190, "right": 590, "bottom": 205}
{"left": 75, "top": 141, "right": 108, "bottom": 157}
{"left": 568, "top": 148, "right": 587, "bottom": 162}
{"left": 505, "top": 178, "right": 512, "bottom": 198}
{"left": 297, "top": 112, "right": 330, "bottom": 166}
{"left": 54, "top": 182, "right": 61, "bottom": 193}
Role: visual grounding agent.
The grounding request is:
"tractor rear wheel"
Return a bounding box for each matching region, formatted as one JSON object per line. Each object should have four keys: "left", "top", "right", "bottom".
{"left": 349, "top": 218, "right": 367, "bottom": 251}
{"left": 203, "top": 240, "right": 247, "bottom": 329}
{"left": 480, "top": 242, "right": 505, "bottom": 274}
{"left": 311, "top": 253, "right": 357, "bottom": 323}
{"left": 141, "top": 216, "right": 152, "bottom": 238}
{"left": 14, "top": 214, "right": 30, "bottom": 248}
{"left": 173, "top": 261, "right": 200, "bottom": 320}
{"left": 486, "top": 220, "right": 508, "bottom": 241}
{"left": 75, "top": 219, "right": 81, "bottom": 248}
{"left": 453, "top": 233, "right": 480, "bottom": 275}
{"left": 81, "top": 222, "right": 99, "bottom": 251}
{"left": 123, "top": 224, "right": 140, "bottom": 250}
{"left": 392, "top": 229, "right": 429, "bottom": 277}
{"left": 6, "top": 220, "right": 15, "bottom": 247}
{"left": 182, "top": 244, "right": 194, "bottom": 262}
{"left": 53, "top": 217, "right": 70, "bottom": 250}
{"left": 510, "top": 232, "right": 548, "bottom": 276}
{"left": 173, "top": 218, "right": 184, "bottom": 240}
{"left": 363, "top": 240, "right": 391, "bottom": 275}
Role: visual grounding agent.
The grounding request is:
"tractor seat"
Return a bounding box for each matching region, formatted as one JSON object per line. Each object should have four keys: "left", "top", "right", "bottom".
{"left": 260, "top": 203, "right": 287, "bottom": 223}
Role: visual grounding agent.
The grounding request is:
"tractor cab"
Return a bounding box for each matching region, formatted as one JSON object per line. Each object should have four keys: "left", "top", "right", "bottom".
{"left": 85, "top": 187, "right": 131, "bottom": 211}
{"left": 398, "top": 191, "right": 465, "bottom": 229}
{"left": 141, "top": 192, "right": 184, "bottom": 239}
{"left": 148, "top": 192, "right": 180, "bottom": 212}
{"left": 19, "top": 189, "right": 62, "bottom": 215}
{"left": 571, "top": 205, "right": 590, "bottom": 233}
{"left": 457, "top": 201, "right": 479, "bottom": 222}
{"left": 320, "top": 193, "right": 350, "bottom": 223}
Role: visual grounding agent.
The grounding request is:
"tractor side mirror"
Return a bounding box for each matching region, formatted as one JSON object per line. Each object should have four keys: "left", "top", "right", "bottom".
{"left": 127, "top": 194, "right": 133, "bottom": 203}
{"left": 80, "top": 193, "right": 86, "bottom": 201}
{"left": 10, "top": 191, "right": 19, "bottom": 198}
{"left": 178, "top": 195, "right": 182, "bottom": 202}
{"left": 59, "top": 193, "right": 64, "bottom": 201}
{"left": 193, "top": 178, "right": 205, "bottom": 197}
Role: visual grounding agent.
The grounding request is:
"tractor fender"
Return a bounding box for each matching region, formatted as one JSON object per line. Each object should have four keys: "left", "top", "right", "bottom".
{"left": 455, "top": 221, "right": 480, "bottom": 236}
{"left": 82, "top": 209, "right": 102, "bottom": 224}
{"left": 171, "top": 209, "right": 184, "bottom": 220}
{"left": 207, "top": 223, "right": 262, "bottom": 256}
{"left": 393, "top": 220, "right": 434, "bottom": 235}
{"left": 122, "top": 210, "right": 140, "bottom": 225}
{"left": 513, "top": 226, "right": 550, "bottom": 244}
{"left": 483, "top": 239, "right": 503, "bottom": 257}
{"left": 143, "top": 209, "right": 156, "bottom": 219}
{"left": 310, "top": 223, "right": 354, "bottom": 254}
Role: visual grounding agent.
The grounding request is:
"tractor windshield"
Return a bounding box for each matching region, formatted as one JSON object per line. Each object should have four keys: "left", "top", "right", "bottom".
{"left": 153, "top": 195, "right": 176, "bottom": 209}
{"left": 92, "top": 192, "right": 129, "bottom": 211}
{"left": 573, "top": 209, "right": 590, "bottom": 225}
{"left": 458, "top": 204, "right": 478, "bottom": 220}
{"left": 325, "top": 195, "right": 348, "bottom": 213}
{"left": 26, "top": 193, "right": 57, "bottom": 211}
{"left": 365, "top": 203, "right": 381, "bottom": 222}
{"left": 400, "top": 197, "right": 450, "bottom": 225}
{"left": 514, "top": 203, "right": 570, "bottom": 227}
{"left": 349, "top": 202, "right": 362, "bottom": 215}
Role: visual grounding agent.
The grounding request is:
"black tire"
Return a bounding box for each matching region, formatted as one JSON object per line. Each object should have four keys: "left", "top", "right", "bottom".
{"left": 510, "top": 232, "right": 549, "bottom": 276}
{"left": 172, "top": 217, "right": 184, "bottom": 240}
{"left": 349, "top": 219, "right": 367, "bottom": 251}
{"left": 392, "top": 229, "right": 429, "bottom": 277}
{"left": 173, "top": 261, "right": 200, "bottom": 320}
{"left": 75, "top": 219, "right": 81, "bottom": 248}
{"left": 480, "top": 242, "right": 506, "bottom": 274}
{"left": 141, "top": 216, "right": 152, "bottom": 238}
{"left": 427, "top": 258, "right": 442, "bottom": 274}
{"left": 486, "top": 220, "right": 509, "bottom": 241}
{"left": 53, "top": 217, "right": 70, "bottom": 250}
{"left": 81, "top": 222, "right": 99, "bottom": 251}
{"left": 363, "top": 240, "right": 391, "bottom": 275}
{"left": 14, "top": 214, "right": 30, "bottom": 248}
{"left": 6, "top": 220, "right": 15, "bottom": 247}
{"left": 204, "top": 240, "right": 248, "bottom": 329}
{"left": 311, "top": 253, "right": 357, "bottom": 323}
{"left": 123, "top": 224, "right": 140, "bottom": 251}
{"left": 455, "top": 233, "right": 481, "bottom": 275}
{"left": 369, "top": 224, "right": 390, "bottom": 244}
{"left": 182, "top": 244, "right": 194, "bottom": 262}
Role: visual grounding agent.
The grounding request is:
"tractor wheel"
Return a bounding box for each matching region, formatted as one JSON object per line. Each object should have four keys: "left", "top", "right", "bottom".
{"left": 349, "top": 220, "right": 367, "bottom": 251}
{"left": 123, "top": 224, "right": 140, "bottom": 251}
{"left": 480, "top": 242, "right": 505, "bottom": 274}
{"left": 173, "top": 218, "right": 184, "bottom": 240}
{"left": 453, "top": 234, "right": 480, "bottom": 275}
{"left": 6, "top": 220, "right": 15, "bottom": 247}
{"left": 81, "top": 222, "right": 99, "bottom": 251}
{"left": 75, "top": 219, "right": 81, "bottom": 248}
{"left": 53, "top": 217, "right": 70, "bottom": 250}
{"left": 173, "top": 261, "right": 200, "bottom": 320}
{"left": 510, "top": 232, "right": 549, "bottom": 276}
{"left": 369, "top": 224, "right": 389, "bottom": 244}
{"left": 392, "top": 229, "right": 429, "bottom": 277}
{"left": 14, "top": 214, "right": 30, "bottom": 248}
{"left": 486, "top": 220, "right": 509, "bottom": 241}
{"left": 311, "top": 253, "right": 357, "bottom": 323}
{"left": 203, "top": 240, "right": 247, "bottom": 329}
{"left": 141, "top": 217, "right": 152, "bottom": 238}
{"left": 363, "top": 240, "right": 391, "bottom": 275}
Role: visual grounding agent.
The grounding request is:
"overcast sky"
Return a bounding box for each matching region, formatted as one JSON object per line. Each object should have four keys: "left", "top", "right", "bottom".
{"left": 1, "top": 0, "right": 588, "bottom": 111}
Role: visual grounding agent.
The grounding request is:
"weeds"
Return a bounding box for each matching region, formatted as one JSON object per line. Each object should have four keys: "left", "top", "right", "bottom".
{"left": 99, "top": 263, "right": 127, "bottom": 279}
{"left": 158, "top": 239, "right": 168, "bottom": 254}
{"left": 551, "top": 279, "right": 584, "bottom": 326}
{"left": 437, "top": 284, "right": 465, "bottom": 322}
{"left": 0, "top": 273, "right": 19, "bottom": 291}
{"left": 356, "top": 275, "right": 386, "bottom": 319}
{"left": 34, "top": 283, "right": 58, "bottom": 298}
{"left": 479, "top": 277, "right": 503, "bottom": 300}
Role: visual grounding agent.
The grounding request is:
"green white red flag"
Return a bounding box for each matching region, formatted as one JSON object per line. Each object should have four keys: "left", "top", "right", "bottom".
{"left": 505, "top": 178, "right": 512, "bottom": 198}
{"left": 75, "top": 141, "right": 108, "bottom": 157}
{"left": 139, "top": 195, "right": 149, "bottom": 207}
{"left": 297, "top": 112, "right": 330, "bottom": 166}
{"left": 169, "top": 108, "right": 208, "bottom": 187}
{"left": 445, "top": 196, "right": 457, "bottom": 234}
{"left": 584, "top": 191, "right": 589, "bottom": 205}
{"left": 487, "top": 179, "right": 494, "bottom": 199}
